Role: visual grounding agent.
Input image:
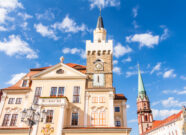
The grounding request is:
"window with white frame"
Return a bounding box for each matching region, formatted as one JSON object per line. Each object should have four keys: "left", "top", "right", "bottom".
{"left": 73, "top": 86, "right": 80, "bottom": 103}
{"left": 10, "top": 114, "right": 18, "bottom": 126}
{"left": 71, "top": 113, "right": 78, "bottom": 126}
{"left": 50, "top": 87, "right": 65, "bottom": 97}
{"left": 2, "top": 114, "right": 18, "bottom": 126}
{"left": 15, "top": 98, "right": 22, "bottom": 104}
{"left": 46, "top": 110, "right": 54, "bottom": 123}
{"left": 2, "top": 114, "right": 10, "bottom": 126}
{"left": 8, "top": 98, "right": 15, "bottom": 104}
{"left": 33, "top": 87, "right": 42, "bottom": 104}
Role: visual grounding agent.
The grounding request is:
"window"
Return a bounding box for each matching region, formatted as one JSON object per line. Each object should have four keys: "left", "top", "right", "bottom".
{"left": 2, "top": 114, "right": 10, "bottom": 126}
{"left": 91, "top": 111, "right": 106, "bottom": 126}
{"left": 22, "top": 80, "right": 27, "bottom": 87}
{"left": 92, "top": 97, "right": 105, "bottom": 103}
{"left": 73, "top": 86, "right": 80, "bottom": 103}
{"left": 115, "top": 121, "right": 121, "bottom": 127}
{"left": 58, "top": 87, "right": 64, "bottom": 96}
{"left": 50, "top": 87, "right": 57, "bottom": 97}
{"left": 71, "top": 113, "right": 78, "bottom": 126}
{"left": 15, "top": 98, "right": 22, "bottom": 104}
{"left": 115, "top": 107, "right": 120, "bottom": 112}
{"left": 50, "top": 87, "right": 65, "bottom": 97}
{"left": 10, "top": 114, "right": 18, "bottom": 126}
{"left": 46, "top": 110, "right": 53, "bottom": 123}
{"left": 144, "top": 115, "right": 148, "bottom": 121}
{"left": 8, "top": 98, "right": 15, "bottom": 104}
{"left": 33, "top": 87, "right": 42, "bottom": 104}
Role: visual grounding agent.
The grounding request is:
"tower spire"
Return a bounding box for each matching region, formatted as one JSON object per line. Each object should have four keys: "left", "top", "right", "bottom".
{"left": 96, "top": 8, "right": 104, "bottom": 29}
{"left": 138, "top": 65, "right": 146, "bottom": 98}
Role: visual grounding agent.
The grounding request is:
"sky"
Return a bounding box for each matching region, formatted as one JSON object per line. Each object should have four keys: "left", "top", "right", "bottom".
{"left": 0, "top": 0, "right": 186, "bottom": 134}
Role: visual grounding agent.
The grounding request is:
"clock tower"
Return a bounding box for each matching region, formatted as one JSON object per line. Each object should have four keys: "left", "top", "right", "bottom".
{"left": 86, "top": 13, "right": 113, "bottom": 89}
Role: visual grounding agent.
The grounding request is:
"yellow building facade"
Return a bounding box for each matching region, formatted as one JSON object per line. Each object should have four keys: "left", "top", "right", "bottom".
{"left": 0, "top": 14, "right": 131, "bottom": 135}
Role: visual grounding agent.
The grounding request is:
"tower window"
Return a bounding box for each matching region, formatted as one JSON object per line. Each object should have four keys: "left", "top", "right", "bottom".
{"left": 15, "top": 98, "right": 22, "bottom": 104}
{"left": 115, "top": 107, "right": 120, "bottom": 112}
{"left": 8, "top": 98, "right": 15, "bottom": 104}
{"left": 115, "top": 121, "right": 121, "bottom": 127}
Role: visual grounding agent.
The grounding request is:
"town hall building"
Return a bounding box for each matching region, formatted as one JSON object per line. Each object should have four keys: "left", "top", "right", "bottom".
{"left": 0, "top": 13, "right": 131, "bottom": 135}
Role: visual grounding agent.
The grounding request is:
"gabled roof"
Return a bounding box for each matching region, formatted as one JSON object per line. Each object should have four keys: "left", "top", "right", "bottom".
{"left": 2, "top": 63, "right": 86, "bottom": 90}
{"left": 143, "top": 110, "right": 182, "bottom": 134}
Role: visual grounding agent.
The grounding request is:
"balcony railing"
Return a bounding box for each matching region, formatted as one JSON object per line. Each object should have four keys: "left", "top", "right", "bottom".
{"left": 38, "top": 97, "right": 68, "bottom": 106}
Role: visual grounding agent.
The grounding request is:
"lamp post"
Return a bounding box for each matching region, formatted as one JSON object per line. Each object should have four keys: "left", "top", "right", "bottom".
{"left": 21, "top": 105, "right": 47, "bottom": 135}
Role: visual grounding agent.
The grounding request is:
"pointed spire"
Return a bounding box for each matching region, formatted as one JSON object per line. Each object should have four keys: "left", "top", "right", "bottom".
{"left": 96, "top": 8, "right": 104, "bottom": 29}
{"left": 138, "top": 64, "right": 146, "bottom": 98}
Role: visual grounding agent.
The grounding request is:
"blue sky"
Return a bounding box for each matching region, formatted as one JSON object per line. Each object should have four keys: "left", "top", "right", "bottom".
{"left": 0, "top": 0, "right": 186, "bottom": 134}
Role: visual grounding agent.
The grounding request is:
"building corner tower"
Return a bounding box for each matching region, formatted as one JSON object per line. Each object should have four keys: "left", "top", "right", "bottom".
{"left": 137, "top": 65, "right": 153, "bottom": 134}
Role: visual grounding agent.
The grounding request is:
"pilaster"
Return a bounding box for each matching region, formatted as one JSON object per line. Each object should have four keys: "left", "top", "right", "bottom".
{"left": 109, "top": 92, "right": 114, "bottom": 127}
{"left": 122, "top": 101, "right": 127, "bottom": 127}
{"left": 84, "top": 92, "right": 90, "bottom": 126}
{"left": 57, "top": 105, "right": 65, "bottom": 135}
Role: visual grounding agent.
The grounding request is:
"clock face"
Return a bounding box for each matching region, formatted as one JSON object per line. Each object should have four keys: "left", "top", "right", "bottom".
{"left": 95, "top": 63, "right": 103, "bottom": 71}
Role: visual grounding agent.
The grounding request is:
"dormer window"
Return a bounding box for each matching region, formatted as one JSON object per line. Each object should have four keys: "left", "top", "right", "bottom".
{"left": 22, "top": 80, "right": 27, "bottom": 87}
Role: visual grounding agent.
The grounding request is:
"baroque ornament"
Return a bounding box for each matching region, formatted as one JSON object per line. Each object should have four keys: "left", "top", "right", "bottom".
{"left": 41, "top": 124, "right": 54, "bottom": 135}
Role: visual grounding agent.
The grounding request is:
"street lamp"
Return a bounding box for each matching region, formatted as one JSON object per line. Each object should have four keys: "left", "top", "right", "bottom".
{"left": 21, "top": 105, "right": 47, "bottom": 135}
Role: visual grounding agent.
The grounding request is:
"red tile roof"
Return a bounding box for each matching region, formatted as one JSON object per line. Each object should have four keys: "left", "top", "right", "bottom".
{"left": 115, "top": 94, "right": 127, "bottom": 100}
{"left": 143, "top": 110, "right": 182, "bottom": 134}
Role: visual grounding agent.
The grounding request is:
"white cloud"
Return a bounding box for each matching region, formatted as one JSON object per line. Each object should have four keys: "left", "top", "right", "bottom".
{"left": 180, "top": 75, "right": 186, "bottom": 80}
{"left": 34, "top": 23, "right": 58, "bottom": 40}
{"left": 128, "top": 119, "right": 137, "bottom": 123}
{"left": 160, "top": 25, "right": 169, "bottom": 40}
{"left": 152, "top": 97, "right": 186, "bottom": 108}
{"left": 163, "top": 69, "right": 176, "bottom": 78}
{"left": 114, "top": 43, "right": 132, "bottom": 58}
{"left": 126, "top": 104, "right": 130, "bottom": 109}
{"left": 35, "top": 10, "right": 55, "bottom": 20}
{"left": 0, "top": 35, "right": 38, "bottom": 59}
{"left": 62, "top": 48, "right": 86, "bottom": 59}
{"left": 89, "top": 0, "right": 120, "bottom": 9}
{"left": 132, "top": 20, "right": 139, "bottom": 29}
{"left": 162, "top": 87, "right": 186, "bottom": 95}
{"left": 126, "top": 71, "right": 137, "bottom": 78}
{"left": 152, "top": 109, "right": 180, "bottom": 119}
{"left": 0, "top": 25, "right": 7, "bottom": 31}
{"left": 113, "top": 60, "right": 118, "bottom": 65}
{"left": 150, "top": 62, "right": 161, "bottom": 74}
{"left": 132, "top": 6, "right": 138, "bottom": 18}
{"left": 53, "top": 15, "right": 89, "bottom": 33}
{"left": 122, "top": 57, "right": 132, "bottom": 63}
{"left": 20, "top": 22, "right": 28, "bottom": 30}
{"left": 6, "top": 73, "right": 26, "bottom": 85}
{"left": 126, "top": 33, "right": 159, "bottom": 48}
{"left": 0, "top": 0, "right": 23, "bottom": 23}
{"left": 113, "top": 66, "right": 121, "bottom": 75}
{"left": 18, "top": 12, "right": 33, "bottom": 20}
